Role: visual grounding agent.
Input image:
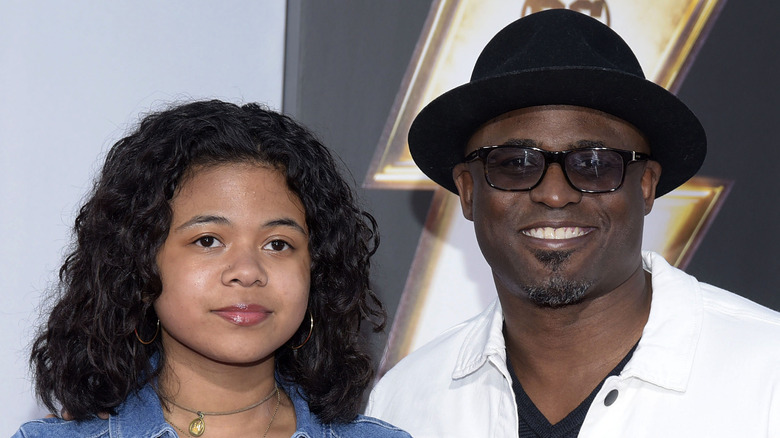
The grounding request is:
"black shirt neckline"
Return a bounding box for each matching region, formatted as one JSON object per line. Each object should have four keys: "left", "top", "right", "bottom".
{"left": 506, "top": 341, "right": 638, "bottom": 438}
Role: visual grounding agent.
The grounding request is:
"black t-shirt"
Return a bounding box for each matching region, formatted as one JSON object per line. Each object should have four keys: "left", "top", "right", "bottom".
{"left": 507, "top": 342, "right": 638, "bottom": 438}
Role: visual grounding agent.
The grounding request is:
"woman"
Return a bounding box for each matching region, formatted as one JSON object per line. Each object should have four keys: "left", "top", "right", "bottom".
{"left": 15, "top": 100, "right": 410, "bottom": 437}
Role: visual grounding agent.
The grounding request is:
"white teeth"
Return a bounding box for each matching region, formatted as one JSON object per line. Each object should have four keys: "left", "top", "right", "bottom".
{"left": 523, "top": 227, "right": 588, "bottom": 239}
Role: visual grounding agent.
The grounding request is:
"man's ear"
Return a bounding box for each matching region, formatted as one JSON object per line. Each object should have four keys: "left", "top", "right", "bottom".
{"left": 453, "top": 163, "right": 475, "bottom": 221}
{"left": 641, "top": 160, "right": 662, "bottom": 215}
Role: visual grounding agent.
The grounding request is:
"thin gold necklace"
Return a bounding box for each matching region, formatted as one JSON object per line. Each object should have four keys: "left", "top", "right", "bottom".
{"left": 264, "top": 384, "right": 281, "bottom": 437}
{"left": 162, "top": 384, "right": 279, "bottom": 437}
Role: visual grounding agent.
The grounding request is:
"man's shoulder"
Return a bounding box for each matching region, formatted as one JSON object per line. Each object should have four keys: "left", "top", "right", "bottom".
{"left": 367, "top": 302, "right": 501, "bottom": 421}
{"left": 699, "top": 282, "right": 780, "bottom": 325}
{"left": 647, "top": 251, "right": 780, "bottom": 340}
{"left": 378, "top": 305, "right": 490, "bottom": 384}
{"left": 698, "top": 282, "right": 780, "bottom": 348}
{"left": 366, "top": 304, "right": 505, "bottom": 435}
{"left": 373, "top": 327, "right": 465, "bottom": 402}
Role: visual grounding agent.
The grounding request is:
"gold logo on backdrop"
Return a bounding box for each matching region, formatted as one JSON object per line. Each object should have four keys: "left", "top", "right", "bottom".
{"left": 523, "top": 0, "right": 610, "bottom": 24}
{"left": 365, "top": 0, "right": 728, "bottom": 371}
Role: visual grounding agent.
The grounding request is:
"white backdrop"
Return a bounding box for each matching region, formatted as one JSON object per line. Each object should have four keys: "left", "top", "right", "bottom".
{"left": 0, "top": 1, "right": 286, "bottom": 433}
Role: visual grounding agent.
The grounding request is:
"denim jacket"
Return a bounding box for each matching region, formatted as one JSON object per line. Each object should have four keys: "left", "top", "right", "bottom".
{"left": 287, "top": 383, "right": 410, "bottom": 438}
{"left": 15, "top": 380, "right": 410, "bottom": 438}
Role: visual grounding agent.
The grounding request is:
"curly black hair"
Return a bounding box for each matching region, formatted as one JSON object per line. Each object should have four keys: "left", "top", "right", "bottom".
{"left": 31, "top": 100, "right": 385, "bottom": 424}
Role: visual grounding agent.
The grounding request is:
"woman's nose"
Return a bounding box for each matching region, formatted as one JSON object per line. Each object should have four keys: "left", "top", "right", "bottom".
{"left": 221, "top": 247, "right": 267, "bottom": 287}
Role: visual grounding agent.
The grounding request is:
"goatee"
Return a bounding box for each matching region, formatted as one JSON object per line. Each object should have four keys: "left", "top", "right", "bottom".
{"left": 525, "top": 249, "right": 592, "bottom": 308}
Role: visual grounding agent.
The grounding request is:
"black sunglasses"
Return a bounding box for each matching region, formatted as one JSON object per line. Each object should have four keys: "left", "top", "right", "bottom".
{"left": 463, "top": 145, "right": 650, "bottom": 193}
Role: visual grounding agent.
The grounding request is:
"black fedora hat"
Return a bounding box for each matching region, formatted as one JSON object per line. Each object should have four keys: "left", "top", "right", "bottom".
{"left": 408, "top": 8, "right": 706, "bottom": 198}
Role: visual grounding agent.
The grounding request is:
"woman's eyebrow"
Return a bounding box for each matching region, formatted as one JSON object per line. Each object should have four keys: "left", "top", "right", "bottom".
{"left": 175, "top": 215, "right": 307, "bottom": 235}
{"left": 174, "top": 215, "right": 230, "bottom": 231}
{"left": 265, "top": 218, "right": 307, "bottom": 235}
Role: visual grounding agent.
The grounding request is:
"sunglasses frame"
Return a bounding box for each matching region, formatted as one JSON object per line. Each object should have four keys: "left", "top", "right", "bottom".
{"left": 463, "top": 145, "right": 651, "bottom": 193}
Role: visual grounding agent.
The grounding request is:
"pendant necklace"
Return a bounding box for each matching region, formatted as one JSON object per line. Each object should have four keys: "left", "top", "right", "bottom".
{"left": 161, "top": 383, "right": 279, "bottom": 437}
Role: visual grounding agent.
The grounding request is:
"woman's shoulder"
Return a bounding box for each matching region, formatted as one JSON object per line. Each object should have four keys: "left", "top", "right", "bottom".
{"left": 14, "top": 384, "right": 175, "bottom": 438}
{"left": 284, "top": 382, "right": 411, "bottom": 437}
{"left": 13, "top": 416, "right": 109, "bottom": 438}
{"left": 326, "top": 414, "right": 412, "bottom": 437}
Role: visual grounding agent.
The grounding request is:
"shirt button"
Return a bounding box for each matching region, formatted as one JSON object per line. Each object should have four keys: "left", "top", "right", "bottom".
{"left": 604, "top": 389, "right": 619, "bottom": 406}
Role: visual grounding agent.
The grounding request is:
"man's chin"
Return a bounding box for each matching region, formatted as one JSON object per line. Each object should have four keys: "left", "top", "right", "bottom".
{"left": 525, "top": 276, "right": 592, "bottom": 308}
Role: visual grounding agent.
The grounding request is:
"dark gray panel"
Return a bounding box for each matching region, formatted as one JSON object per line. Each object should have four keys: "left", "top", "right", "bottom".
{"left": 678, "top": 1, "right": 780, "bottom": 310}
{"left": 284, "top": 0, "right": 435, "bottom": 359}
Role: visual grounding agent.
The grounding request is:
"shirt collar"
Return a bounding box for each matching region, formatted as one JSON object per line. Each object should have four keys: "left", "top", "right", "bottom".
{"left": 620, "top": 251, "right": 703, "bottom": 392}
{"left": 452, "top": 298, "right": 507, "bottom": 380}
{"left": 449, "top": 252, "right": 703, "bottom": 393}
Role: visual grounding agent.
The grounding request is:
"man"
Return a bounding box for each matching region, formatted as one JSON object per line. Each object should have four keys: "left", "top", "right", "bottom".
{"left": 366, "top": 9, "right": 780, "bottom": 437}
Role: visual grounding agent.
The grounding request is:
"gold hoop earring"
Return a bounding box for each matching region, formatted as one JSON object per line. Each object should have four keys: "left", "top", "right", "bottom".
{"left": 135, "top": 319, "right": 160, "bottom": 345}
{"left": 291, "top": 312, "right": 314, "bottom": 350}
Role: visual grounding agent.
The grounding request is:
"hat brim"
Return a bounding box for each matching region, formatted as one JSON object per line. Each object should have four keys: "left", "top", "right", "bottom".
{"left": 408, "top": 67, "right": 706, "bottom": 198}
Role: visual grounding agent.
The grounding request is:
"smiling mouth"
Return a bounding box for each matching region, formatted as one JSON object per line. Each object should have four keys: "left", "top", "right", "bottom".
{"left": 522, "top": 227, "right": 591, "bottom": 240}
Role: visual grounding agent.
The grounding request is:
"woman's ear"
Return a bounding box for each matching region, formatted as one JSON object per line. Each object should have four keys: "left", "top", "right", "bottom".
{"left": 453, "top": 163, "right": 475, "bottom": 221}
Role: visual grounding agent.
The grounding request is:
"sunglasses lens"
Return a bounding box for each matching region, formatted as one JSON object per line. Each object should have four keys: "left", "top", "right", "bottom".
{"left": 565, "top": 149, "right": 625, "bottom": 192}
{"left": 485, "top": 147, "right": 545, "bottom": 190}
{"left": 478, "top": 147, "right": 633, "bottom": 192}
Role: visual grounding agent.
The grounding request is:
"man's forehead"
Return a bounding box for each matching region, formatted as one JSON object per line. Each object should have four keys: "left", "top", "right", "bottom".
{"left": 464, "top": 105, "right": 650, "bottom": 154}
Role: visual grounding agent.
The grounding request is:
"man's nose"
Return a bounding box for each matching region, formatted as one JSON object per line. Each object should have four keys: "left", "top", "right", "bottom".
{"left": 528, "top": 164, "right": 583, "bottom": 208}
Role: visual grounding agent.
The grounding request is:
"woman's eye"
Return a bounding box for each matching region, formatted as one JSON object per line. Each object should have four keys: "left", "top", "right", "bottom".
{"left": 265, "top": 240, "right": 291, "bottom": 252}
{"left": 194, "top": 236, "right": 221, "bottom": 248}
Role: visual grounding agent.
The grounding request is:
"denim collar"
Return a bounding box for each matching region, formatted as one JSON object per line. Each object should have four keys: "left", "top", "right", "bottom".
{"left": 287, "top": 383, "right": 320, "bottom": 438}
{"left": 110, "top": 383, "right": 177, "bottom": 437}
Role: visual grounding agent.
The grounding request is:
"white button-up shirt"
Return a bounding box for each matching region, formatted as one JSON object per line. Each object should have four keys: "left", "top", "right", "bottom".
{"left": 367, "top": 252, "right": 780, "bottom": 437}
